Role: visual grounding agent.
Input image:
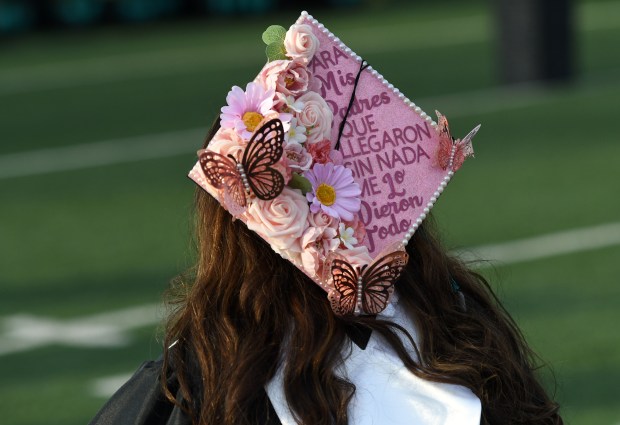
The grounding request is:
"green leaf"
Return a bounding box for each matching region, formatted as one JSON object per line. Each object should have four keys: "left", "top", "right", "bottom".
{"left": 288, "top": 172, "right": 313, "bottom": 195}
{"left": 262, "top": 25, "right": 287, "bottom": 45}
{"left": 265, "top": 42, "right": 288, "bottom": 62}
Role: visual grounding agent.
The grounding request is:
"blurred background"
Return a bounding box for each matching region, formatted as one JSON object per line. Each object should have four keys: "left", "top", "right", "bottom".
{"left": 1, "top": 0, "right": 619, "bottom": 423}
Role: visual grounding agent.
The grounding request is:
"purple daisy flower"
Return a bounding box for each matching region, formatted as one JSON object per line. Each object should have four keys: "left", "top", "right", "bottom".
{"left": 305, "top": 163, "right": 361, "bottom": 221}
{"left": 220, "top": 82, "right": 291, "bottom": 139}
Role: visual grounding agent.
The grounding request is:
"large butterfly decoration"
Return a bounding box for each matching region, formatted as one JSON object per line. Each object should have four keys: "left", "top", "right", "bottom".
{"left": 324, "top": 246, "right": 409, "bottom": 316}
{"left": 199, "top": 118, "right": 285, "bottom": 214}
{"left": 436, "top": 110, "right": 480, "bottom": 172}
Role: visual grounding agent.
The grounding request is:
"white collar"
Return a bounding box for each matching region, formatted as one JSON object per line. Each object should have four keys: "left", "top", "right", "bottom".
{"left": 265, "top": 296, "right": 481, "bottom": 424}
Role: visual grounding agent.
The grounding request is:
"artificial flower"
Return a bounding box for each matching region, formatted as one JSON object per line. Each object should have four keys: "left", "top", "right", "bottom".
{"left": 307, "top": 210, "right": 339, "bottom": 230}
{"left": 285, "top": 118, "right": 307, "bottom": 144}
{"left": 245, "top": 187, "right": 309, "bottom": 263}
{"left": 258, "top": 59, "right": 313, "bottom": 98}
{"left": 338, "top": 222, "right": 358, "bottom": 249}
{"left": 284, "top": 95, "right": 305, "bottom": 113}
{"left": 305, "top": 162, "right": 361, "bottom": 221}
{"left": 306, "top": 139, "right": 331, "bottom": 164}
{"left": 343, "top": 215, "right": 366, "bottom": 245}
{"left": 300, "top": 225, "right": 339, "bottom": 279}
{"left": 284, "top": 143, "right": 312, "bottom": 171}
{"left": 207, "top": 128, "right": 246, "bottom": 161}
{"left": 284, "top": 24, "right": 320, "bottom": 63}
{"left": 296, "top": 91, "right": 333, "bottom": 143}
{"left": 220, "top": 82, "right": 291, "bottom": 139}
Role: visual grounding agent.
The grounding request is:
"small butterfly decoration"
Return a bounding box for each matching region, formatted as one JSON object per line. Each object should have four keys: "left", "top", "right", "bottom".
{"left": 323, "top": 244, "right": 409, "bottom": 316}
{"left": 436, "top": 110, "right": 481, "bottom": 172}
{"left": 199, "top": 118, "right": 285, "bottom": 215}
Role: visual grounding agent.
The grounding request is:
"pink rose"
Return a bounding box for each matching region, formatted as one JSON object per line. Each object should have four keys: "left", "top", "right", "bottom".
{"left": 300, "top": 225, "right": 339, "bottom": 279}
{"left": 306, "top": 139, "right": 331, "bottom": 164}
{"left": 258, "top": 59, "right": 312, "bottom": 98}
{"left": 284, "top": 143, "right": 313, "bottom": 172}
{"left": 284, "top": 24, "right": 319, "bottom": 64}
{"left": 207, "top": 128, "right": 246, "bottom": 161}
{"left": 307, "top": 210, "right": 339, "bottom": 230}
{"left": 245, "top": 187, "right": 309, "bottom": 263}
{"left": 297, "top": 91, "right": 333, "bottom": 143}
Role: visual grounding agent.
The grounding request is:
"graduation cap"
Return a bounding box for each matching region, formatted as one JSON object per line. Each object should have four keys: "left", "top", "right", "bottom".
{"left": 189, "top": 11, "right": 480, "bottom": 317}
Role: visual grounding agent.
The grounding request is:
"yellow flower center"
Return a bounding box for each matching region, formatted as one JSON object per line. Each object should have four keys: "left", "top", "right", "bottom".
{"left": 285, "top": 76, "right": 295, "bottom": 88}
{"left": 242, "top": 111, "right": 263, "bottom": 132}
{"left": 316, "top": 183, "right": 336, "bottom": 206}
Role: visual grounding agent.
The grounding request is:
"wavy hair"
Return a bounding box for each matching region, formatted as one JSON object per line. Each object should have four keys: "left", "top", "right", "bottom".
{"left": 162, "top": 122, "right": 562, "bottom": 425}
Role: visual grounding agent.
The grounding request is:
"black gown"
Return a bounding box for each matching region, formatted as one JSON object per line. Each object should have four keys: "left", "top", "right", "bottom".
{"left": 88, "top": 357, "right": 282, "bottom": 425}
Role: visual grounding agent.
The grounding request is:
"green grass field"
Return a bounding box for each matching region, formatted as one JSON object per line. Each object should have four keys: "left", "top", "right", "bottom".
{"left": 1, "top": 1, "right": 620, "bottom": 424}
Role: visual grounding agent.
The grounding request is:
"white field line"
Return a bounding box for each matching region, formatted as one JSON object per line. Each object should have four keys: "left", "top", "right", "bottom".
{"left": 0, "top": 82, "right": 560, "bottom": 180}
{"left": 0, "top": 0, "right": 618, "bottom": 96}
{"left": 0, "top": 304, "right": 161, "bottom": 356}
{"left": 454, "top": 221, "right": 620, "bottom": 266}
{"left": 0, "top": 127, "right": 206, "bottom": 179}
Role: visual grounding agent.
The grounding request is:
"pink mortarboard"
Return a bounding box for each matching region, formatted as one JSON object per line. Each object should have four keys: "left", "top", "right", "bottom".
{"left": 189, "top": 11, "right": 480, "bottom": 317}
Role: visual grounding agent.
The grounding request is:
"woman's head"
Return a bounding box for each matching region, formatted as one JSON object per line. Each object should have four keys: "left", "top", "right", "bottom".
{"left": 162, "top": 118, "right": 561, "bottom": 424}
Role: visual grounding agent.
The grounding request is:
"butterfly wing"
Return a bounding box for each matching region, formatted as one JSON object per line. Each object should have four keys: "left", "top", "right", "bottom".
{"left": 198, "top": 150, "right": 247, "bottom": 209}
{"left": 242, "top": 119, "right": 285, "bottom": 201}
{"left": 436, "top": 110, "right": 453, "bottom": 170}
{"left": 327, "top": 258, "right": 359, "bottom": 316}
{"left": 360, "top": 249, "right": 409, "bottom": 315}
{"left": 452, "top": 124, "right": 480, "bottom": 172}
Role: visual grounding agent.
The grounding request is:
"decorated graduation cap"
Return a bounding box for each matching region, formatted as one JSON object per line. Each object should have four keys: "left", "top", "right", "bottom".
{"left": 189, "top": 11, "right": 480, "bottom": 317}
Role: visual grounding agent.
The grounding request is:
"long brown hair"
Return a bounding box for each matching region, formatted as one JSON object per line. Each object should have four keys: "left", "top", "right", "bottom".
{"left": 162, "top": 123, "right": 562, "bottom": 425}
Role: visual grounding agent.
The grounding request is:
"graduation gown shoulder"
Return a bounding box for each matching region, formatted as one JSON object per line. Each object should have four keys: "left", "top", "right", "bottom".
{"left": 88, "top": 358, "right": 190, "bottom": 425}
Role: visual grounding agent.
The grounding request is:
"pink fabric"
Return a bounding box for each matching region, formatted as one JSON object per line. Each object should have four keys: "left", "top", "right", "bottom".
{"left": 299, "top": 15, "right": 449, "bottom": 256}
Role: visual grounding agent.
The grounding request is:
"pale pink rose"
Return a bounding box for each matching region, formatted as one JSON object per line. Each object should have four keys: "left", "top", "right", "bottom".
{"left": 258, "top": 59, "right": 312, "bottom": 98}
{"left": 284, "top": 143, "right": 313, "bottom": 172}
{"left": 340, "top": 246, "right": 373, "bottom": 269}
{"left": 343, "top": 214, "right": 367, "bottom": 245}
{"left": 306, "top": 139, "right": 332, "bottom": 164}
{"left": 284, "top": 24, "right": 319, "bottom": 64}
{"left": 300, "top": 225, "right": 339, "bottom": 279}
{"left": 297, "top": 91, "right": 333, "bottom": 143}
{"left": 245, "top": 187, "right": 309, "bottom": 261}
{"left": 307, "top": 210, "right": 339, "bottom": 230}
{"left": 207, "top": 128, "right": 246, "bottom": 161}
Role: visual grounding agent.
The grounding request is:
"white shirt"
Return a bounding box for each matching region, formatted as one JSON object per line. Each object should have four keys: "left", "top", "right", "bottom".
{"left": 265, "top": 295, "right": 481, "bottom": 424}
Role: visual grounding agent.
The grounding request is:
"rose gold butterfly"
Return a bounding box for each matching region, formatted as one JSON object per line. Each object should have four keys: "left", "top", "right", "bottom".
{"left": 323, "top": 246, "right": 409, "bottom": 316}
{"left": 199, "top": 118, "right": 285, "bottom": 214}
{"left": 436, "top": 110, "right": 480, "bottom": 172}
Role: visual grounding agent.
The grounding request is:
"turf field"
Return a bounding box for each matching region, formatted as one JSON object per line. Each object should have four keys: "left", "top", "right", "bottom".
{"left": 1, "top": 1, "right": 619, "bottom": 424}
